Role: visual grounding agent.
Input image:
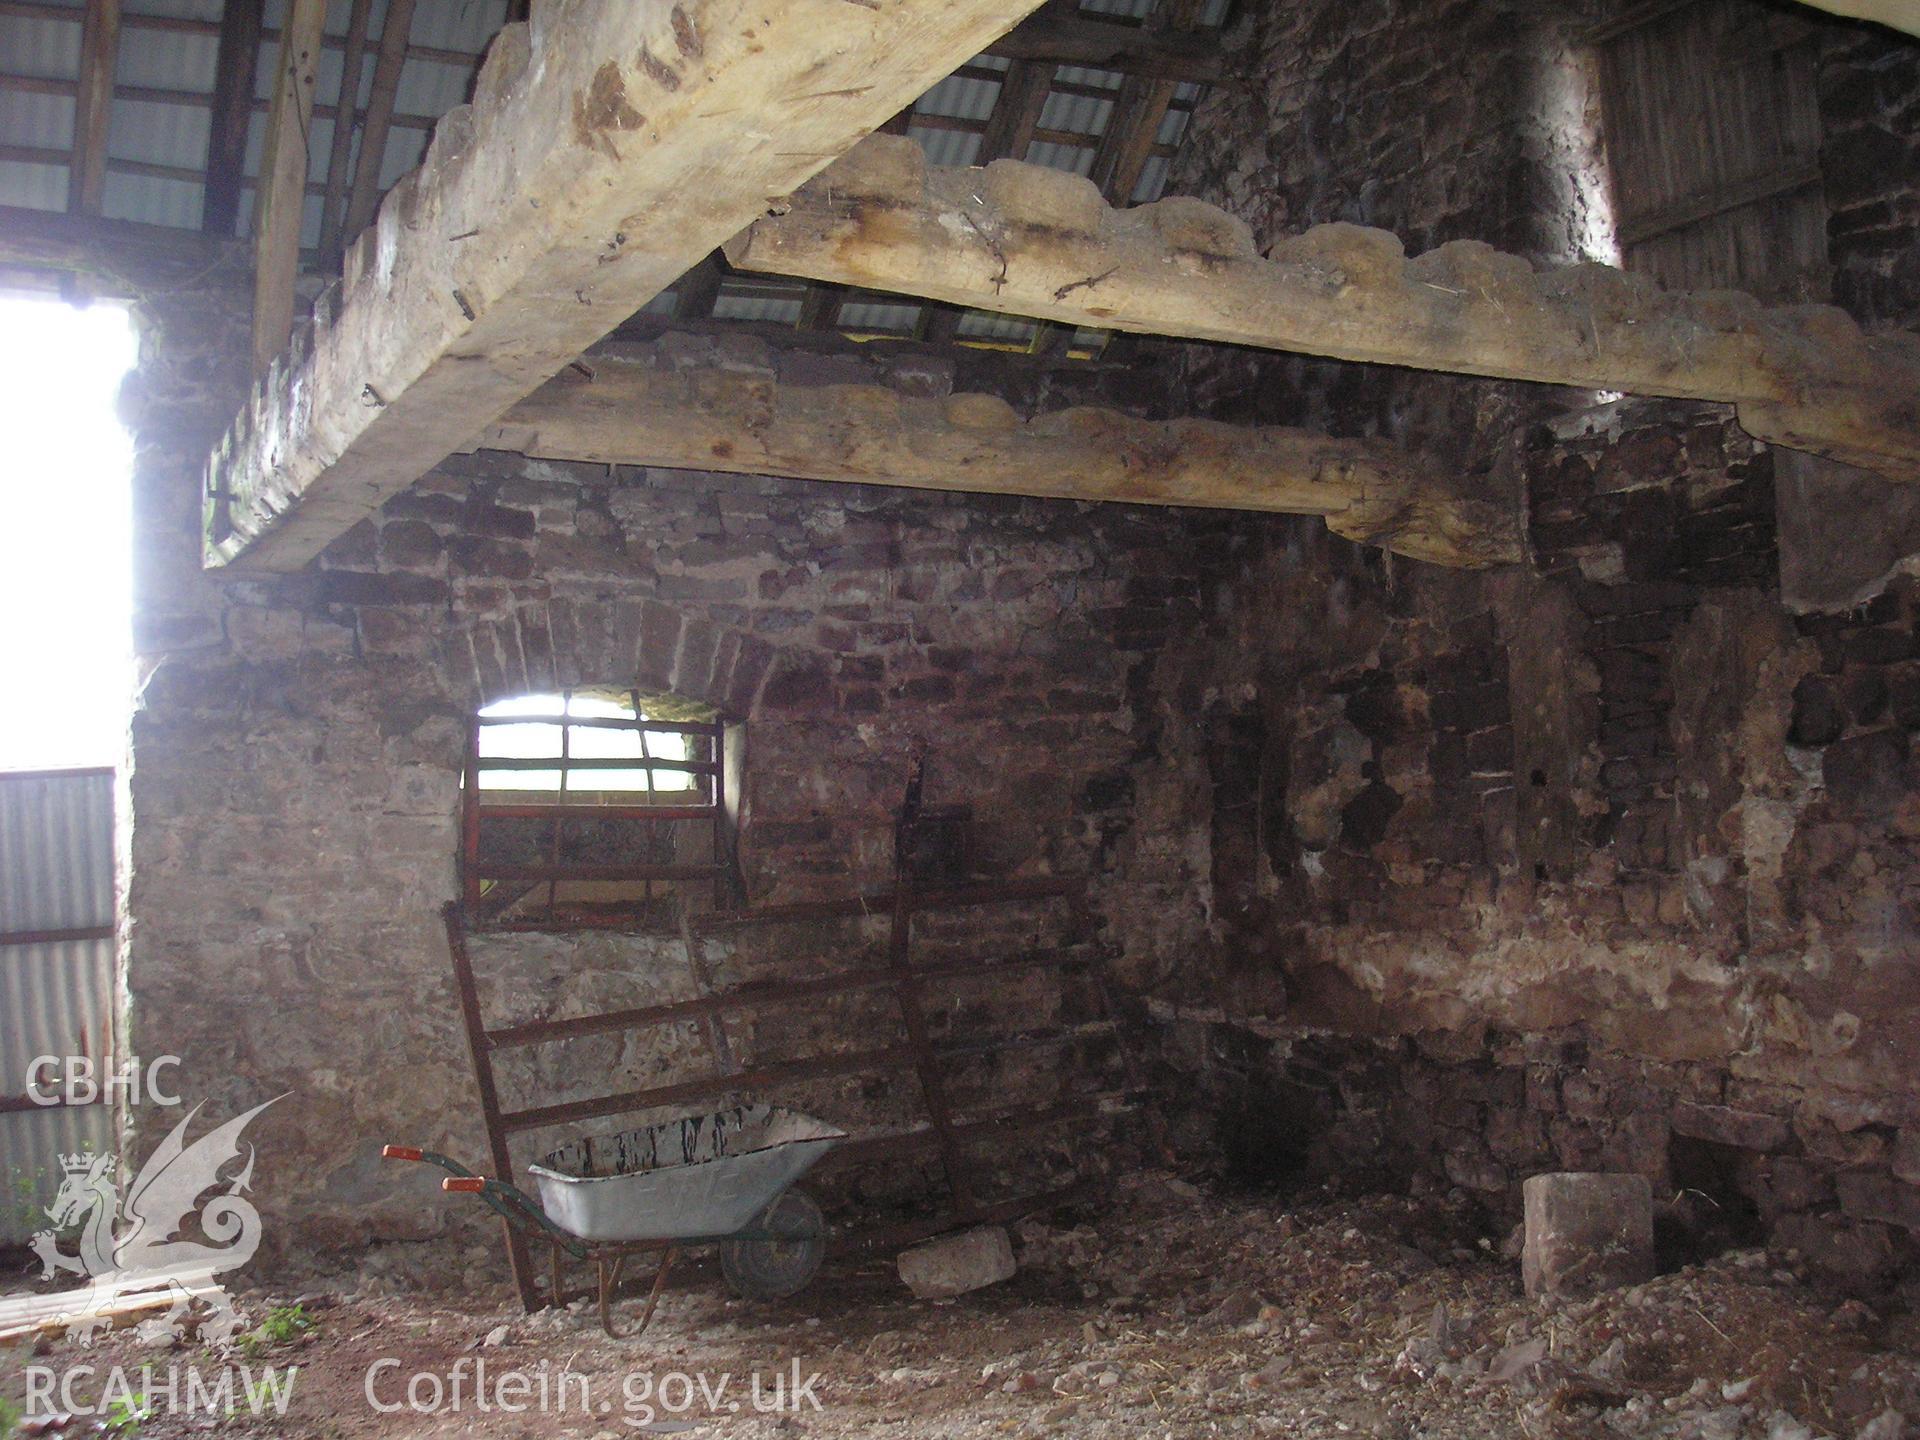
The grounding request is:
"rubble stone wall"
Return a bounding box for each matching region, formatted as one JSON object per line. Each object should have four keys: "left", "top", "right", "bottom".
{"left": 1162, "top": 0, "right": 1920, "bottom": 1288}
{"left": 120, "top": 321, "right": 1236, "bottom": 1260}
{"left": 99, "top": 0, "right": 1920, "bottom": 1278}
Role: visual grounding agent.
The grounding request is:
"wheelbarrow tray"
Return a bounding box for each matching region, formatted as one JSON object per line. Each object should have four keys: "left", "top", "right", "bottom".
{"left": 527, "top": 1104, "right": 846, "bottom": 1244}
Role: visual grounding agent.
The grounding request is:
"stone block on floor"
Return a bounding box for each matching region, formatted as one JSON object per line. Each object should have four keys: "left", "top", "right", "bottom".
{"left": 897, "top": 1224, "right": 1017, "bottom": 1300}
{"left": 1522, "top": 1171, "right": 1655, "bottom": 1300}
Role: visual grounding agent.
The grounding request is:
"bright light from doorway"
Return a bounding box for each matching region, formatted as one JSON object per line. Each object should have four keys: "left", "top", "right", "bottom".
{"left": 0, "top": 295, "right": 139, "bottom": 771}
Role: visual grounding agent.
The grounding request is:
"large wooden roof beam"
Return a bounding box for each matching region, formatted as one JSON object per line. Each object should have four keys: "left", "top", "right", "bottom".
{"left": 470, "top": 346, "right": 1519, "bottom": 568}
{"left": 203, "top": 0, "right": 1049, "bottom": 571}
{"left": 726, "top": 138, "right": 1920, "bottom": 482}
{"left": 1797, "top": 1, "right": 1919, "bottom": 38}
{"left": 983, "top": 11, "right": 1221, "bottom": 82}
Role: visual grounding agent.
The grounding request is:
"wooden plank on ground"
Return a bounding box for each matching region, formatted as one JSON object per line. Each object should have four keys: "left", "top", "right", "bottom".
{"left": 204, "top": 0, "right": 1051, "bottom": 572}
{"left": 468, "top": 346, "right": 1521, "bottom": 567}
{"left": 724, "top": 137, "right": 1920, "bottom": 481}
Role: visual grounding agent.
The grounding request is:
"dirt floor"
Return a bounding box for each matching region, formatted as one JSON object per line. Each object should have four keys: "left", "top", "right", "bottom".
{"left": 3, "top": 1172, "right": 1917, "bottom": 1438}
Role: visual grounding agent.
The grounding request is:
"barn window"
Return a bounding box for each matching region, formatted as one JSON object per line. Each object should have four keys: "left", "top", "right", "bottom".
{"left": 461, "top": 688, "right": 737, "bottom": 925}
{"left": 476, "top": 690, "right": 698, "bottom": 794}
{"left": 1590, "top": 2, "right": 1828, "bottom": 302}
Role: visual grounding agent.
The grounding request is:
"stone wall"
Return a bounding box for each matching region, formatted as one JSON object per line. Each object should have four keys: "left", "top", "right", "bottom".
{"left": 1151, "top": 405, "right": 1920, "bottom": 1286}
{"left": 1157, "top": 0, "right": 1920, "bottom": 1289}
{"left": 98, "top": 0, "right": 1920, "bottom": 1283}
{"left": 1820, "top": 20, "right": 1920, "bottom": 332}
{"left": 119, "top": 321, "right": 1239, "bottom": 1260}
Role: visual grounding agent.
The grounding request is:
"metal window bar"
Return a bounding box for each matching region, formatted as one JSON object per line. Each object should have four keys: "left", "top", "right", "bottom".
{"left": 549, "top": 690, "right": 571, "bottom": 916}
{"left": 632, "top": 689, "right": 653, "bottom": 907}
{"left": 463, "top": 707, "right": 731, "bottom": 925}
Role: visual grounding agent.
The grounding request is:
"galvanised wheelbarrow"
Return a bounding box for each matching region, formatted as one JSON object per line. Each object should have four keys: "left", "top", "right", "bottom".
{"left": 384, "top": 1104, "right": 845, "bottom": 1337}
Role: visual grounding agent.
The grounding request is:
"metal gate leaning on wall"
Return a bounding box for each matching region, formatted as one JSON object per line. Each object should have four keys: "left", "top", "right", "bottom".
{"left": 0, "top": 767, "right": 117, "bottom": 1245}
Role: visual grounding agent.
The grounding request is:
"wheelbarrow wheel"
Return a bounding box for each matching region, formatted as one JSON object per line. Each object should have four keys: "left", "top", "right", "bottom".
{"left": 721, "top": 1188, "right": 824, "bottom": 1302}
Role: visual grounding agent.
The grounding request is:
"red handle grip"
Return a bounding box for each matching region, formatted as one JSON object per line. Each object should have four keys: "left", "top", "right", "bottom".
{"left": 382, "top": 1145, "right": 423, "bottom": 1162}
{"left": 443, "top": 1177, "right": 487, "bottom": 1193}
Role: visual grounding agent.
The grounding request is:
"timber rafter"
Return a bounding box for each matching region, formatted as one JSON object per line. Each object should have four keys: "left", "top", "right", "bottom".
{"left": 725, "top": 137, "right": 1920, "bottom": 482}
{"left": 201, "top": 0, "right": 1050, "bottom": 571}
{"left": 471, "top": 341, "right": 1520, "bottom": 568}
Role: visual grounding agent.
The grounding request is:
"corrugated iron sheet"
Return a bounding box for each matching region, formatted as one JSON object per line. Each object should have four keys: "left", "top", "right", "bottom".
{"left": 0, "top": 0, "right": 1215, "bottom": 336}
{"left": 0, "top": 771, "right": 114, "bottom": 931}
{"left": 0, "top": 769, "right": 118, "bottom": 1245}
{"left": 957, "top": 309, "right": 1036, "bottom": 343}
{"left": 1039, "top": 87, "right": 1114, "bottom": 140}
{"left": 1053, "top": 65, "right": 1124, "bottom": 92}
{"left": 837, "top": 297, "right": 922, "bottom": 334}
{"left": 130, "top": 0, "right": 221, "bottom": 21}
{"left": 1025, "top": 139, "right": 1096, "bottom": 178}
{"left": 0, "top": 158, "right": 67, "bottom": 211}
{"left": 915, "top": 71, "right": 1002, "bottom": 123}
{"left": 711, "top": 286, "right": 802, "bottom": 325}
{"left": 910, "top": 123, "right": 981, "bottom": 170}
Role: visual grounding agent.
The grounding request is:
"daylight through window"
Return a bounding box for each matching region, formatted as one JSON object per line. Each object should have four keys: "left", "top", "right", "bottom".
{"left": 475, "top": 690, "right": 696, "bottom": 794}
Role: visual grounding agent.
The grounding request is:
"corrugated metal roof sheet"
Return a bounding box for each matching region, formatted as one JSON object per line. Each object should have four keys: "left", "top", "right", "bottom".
{"left": 910, "top": 122, "right": 982, "bottom": 171}
{"left": 711, "top": 286, "right": 802, "bottom": 326}
{"left": 4, "top": 12, "right": 80, "bottom": 78}
{"left": 838, "top": 297, "right": 923, "bottom": 333}
{"left": 914, "top": 71, "right": 1002, "bottom": 123}
{"left": 0, "top": 1, "right": 1218, "bottom": 336}
{"left": 1130, "top": 152, "right": 1169, "bottom": 205}
{"left": 957, "top": 309, "right": 1037, "bottom": 343}
{"left": 0, "top": 769, "right": 117, "bottom": 1245}
{"left": 1039, "top": 87, "right": 1114, "bottom": 140}
{"left": 1025, "top": 139, "right": 1097, "bottom": 177}
{"left": 0, "top": 160, "right": 66, "bottom": 211}
{"left": 133, "top": 0, "right": 221, "bottom": 21}
{"left": 0, "top": 88, "right": 69, "bottom": 149}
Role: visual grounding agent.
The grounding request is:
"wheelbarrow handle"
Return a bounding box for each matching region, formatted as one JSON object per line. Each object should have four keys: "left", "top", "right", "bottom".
{"left": 381, "top": 1142, "right": 587, "bottom": 1259}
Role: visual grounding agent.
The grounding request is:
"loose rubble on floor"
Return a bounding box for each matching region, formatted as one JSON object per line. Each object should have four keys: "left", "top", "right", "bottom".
{"left": 2, "top": 1172, "right": 1916, "bottom": 1438}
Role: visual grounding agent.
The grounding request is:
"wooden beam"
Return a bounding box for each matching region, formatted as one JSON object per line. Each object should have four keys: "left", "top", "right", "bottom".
{"left": 202, "top": 0, "right": 263, "bottom": 235}
{"left": 68, "top": 0, "right": 122, "bottom": 215}
{"left": 316, "top": 0, "right": 375, "bottom": 267}
{"left": 1592, "top": 0, "right": 1919, "bottom": 41}
{"left": 922, "top": 55, "right": 1053, "bottom": 345}
{"left": 0, "top": 202, "right": 236, "bottom": 286}
{"left": 1029, "top": 0, "right": 1202, "bottom": 358}
{"left": 466, "top": 348, "right": 1520, "bottom": 568}
{"left": 725, "top": 138, "right": 1920, "bottom": 481}
{"left": 250, "top": 0, "right": 325, "bottom": 377}
{"left": 794, "top": 280, "right": 847, "bottom": 331}
{"left": 984, "top": 11, "right": 1220, "bottom": 82}
{"left": 1793, "top": 0, "right": 1920, "bottom": 37}
{"left": 1616, "top": 160, "right": 1824, "bottom": 249}
{"left": 339, "top": 0, "right": 416, "bottom": 247}
{"left": 204, "top": 0, "right": 1051, "bottom": 571}
{"left": 673, "top": 250, "right": 726, "bottom": 321}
